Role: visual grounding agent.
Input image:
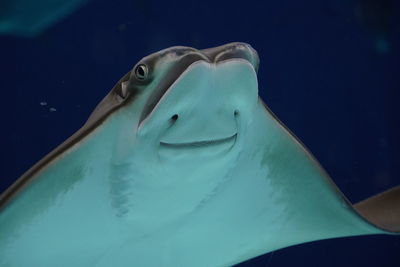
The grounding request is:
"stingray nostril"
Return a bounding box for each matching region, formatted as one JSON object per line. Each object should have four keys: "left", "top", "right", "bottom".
{"left": 171, "top": 114, "right": 179, "bottom": 121}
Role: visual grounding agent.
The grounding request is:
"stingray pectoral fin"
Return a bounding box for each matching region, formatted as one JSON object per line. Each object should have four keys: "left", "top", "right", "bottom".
{"left": 354, "top": 186, "right": 400, "bottom": 233}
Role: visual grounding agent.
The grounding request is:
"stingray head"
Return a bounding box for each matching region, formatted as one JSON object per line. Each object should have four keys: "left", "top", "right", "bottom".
{"left": 84, "top": 43, "right": 261, "bottom": 224}
{"left": 101, "top": 43, "right": 260, "bottom": 167}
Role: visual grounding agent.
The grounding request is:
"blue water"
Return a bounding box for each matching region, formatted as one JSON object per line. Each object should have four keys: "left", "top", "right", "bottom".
{"left": 0, "top": 0, "right": 399, "bottom": 266}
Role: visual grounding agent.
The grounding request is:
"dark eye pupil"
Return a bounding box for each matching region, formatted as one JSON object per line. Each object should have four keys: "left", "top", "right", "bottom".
{"left": 137, "top": 67, "right": 145, "bottom": 76}
{"left": 135, "top": 64, "right": 147, "bottom": 80}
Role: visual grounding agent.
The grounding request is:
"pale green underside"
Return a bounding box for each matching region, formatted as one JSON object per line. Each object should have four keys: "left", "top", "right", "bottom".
{"left": 0, "top": 60, "right": 384, "bottom": 267}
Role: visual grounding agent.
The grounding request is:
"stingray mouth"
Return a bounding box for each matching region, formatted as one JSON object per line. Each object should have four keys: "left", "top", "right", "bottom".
{"left": 160, "top": 133, "right": 237, "bottom": 149}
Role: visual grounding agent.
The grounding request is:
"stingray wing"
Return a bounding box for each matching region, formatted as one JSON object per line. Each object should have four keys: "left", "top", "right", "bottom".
{"left": 0, "top": 74, "right": 131, "bottom": 266}
{"left": 261, "top": 101, "right": 400, "bottom": 234}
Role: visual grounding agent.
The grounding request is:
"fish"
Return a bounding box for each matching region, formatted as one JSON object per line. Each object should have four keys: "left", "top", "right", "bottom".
{"left": 0, "top": 0, "right": 89, "bottom": 37}
{"left": 0, "top": 42, "right": 398, "bottom": 267}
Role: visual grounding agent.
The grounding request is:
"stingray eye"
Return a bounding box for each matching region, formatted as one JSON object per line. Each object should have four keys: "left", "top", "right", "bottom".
{"left": 134, "top": 64, "right": 148, "bottom": 80}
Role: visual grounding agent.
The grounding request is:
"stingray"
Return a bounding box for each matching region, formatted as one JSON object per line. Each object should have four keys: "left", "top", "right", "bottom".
{"left": 0, "top": 42, "right": 399, "bottom": 267}
{"left": 0, "top": 0, "right": 89, "bottom": 37}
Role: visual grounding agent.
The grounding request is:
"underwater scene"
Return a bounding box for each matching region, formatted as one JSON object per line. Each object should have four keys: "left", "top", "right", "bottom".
{"left": 0, "top": 0, "right": 399, "bottom": 266}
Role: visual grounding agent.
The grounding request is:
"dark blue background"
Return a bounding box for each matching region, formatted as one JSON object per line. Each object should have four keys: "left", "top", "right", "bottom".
{"left": 0, "top": 0, "right": 399, "bottom": 266}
